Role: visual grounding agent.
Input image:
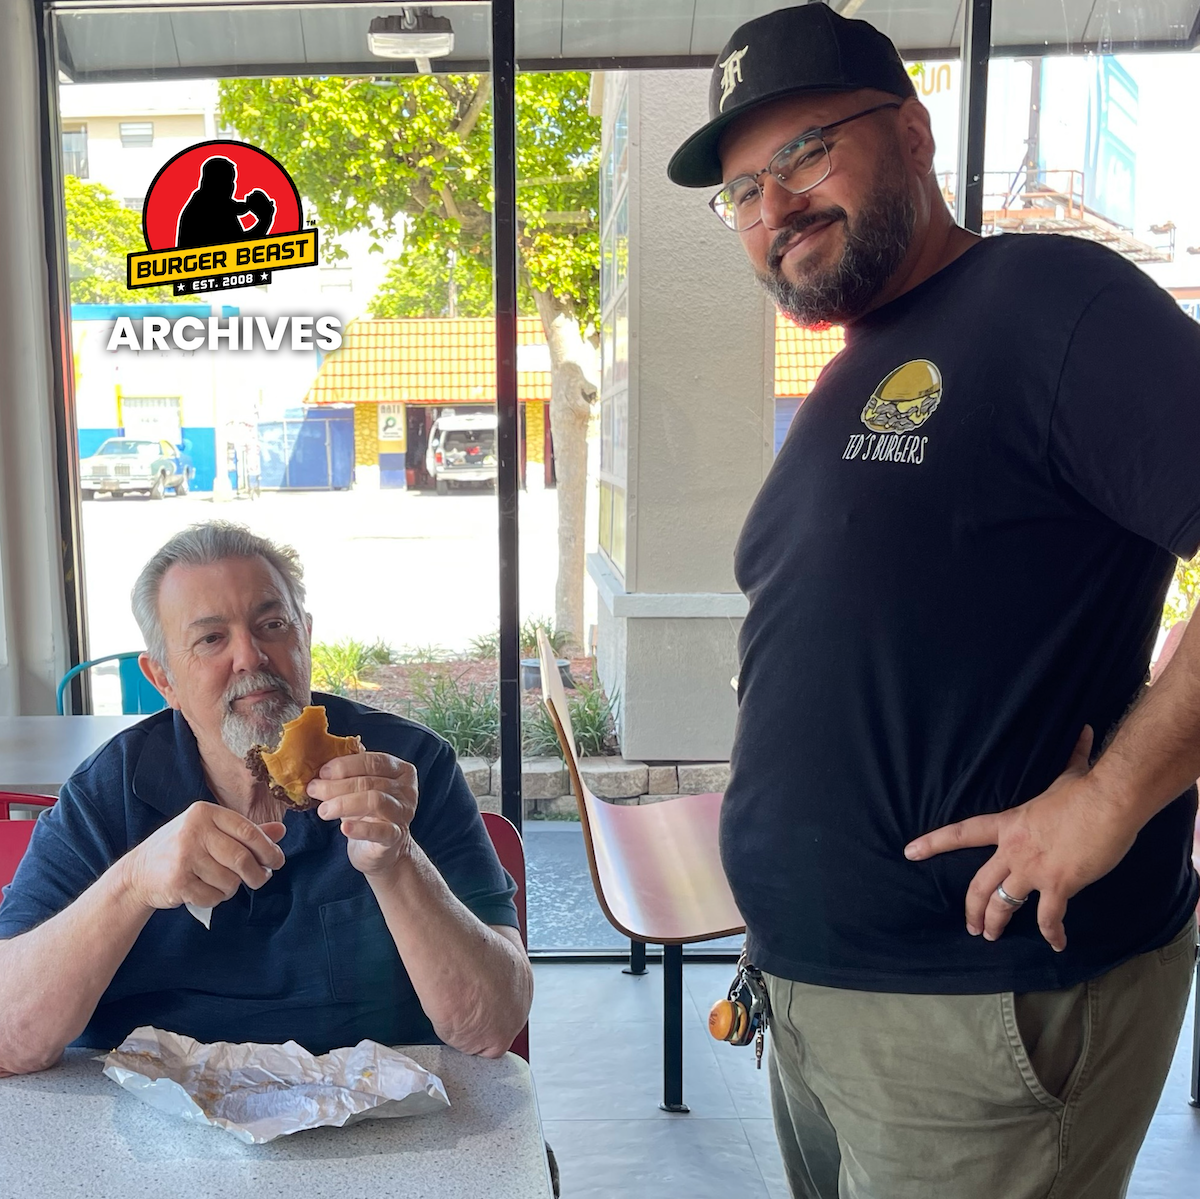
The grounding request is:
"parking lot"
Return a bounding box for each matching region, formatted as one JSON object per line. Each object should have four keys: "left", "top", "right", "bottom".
{"left": 80, "top": 485, "right": 582, "bottom": 673}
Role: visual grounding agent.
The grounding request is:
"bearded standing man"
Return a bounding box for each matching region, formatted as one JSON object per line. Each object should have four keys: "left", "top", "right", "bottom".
{"left": 668, "top": 7, "right": 1200, "bottom": 1198}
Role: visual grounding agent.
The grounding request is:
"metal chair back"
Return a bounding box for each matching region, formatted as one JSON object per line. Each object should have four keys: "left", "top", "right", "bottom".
{"left": 56, "top": 652, "right": 165, "bottom": 716}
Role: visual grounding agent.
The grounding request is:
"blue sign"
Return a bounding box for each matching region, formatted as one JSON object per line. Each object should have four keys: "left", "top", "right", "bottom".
{"left": 1084, "top": 57, "right": 1138, "bottom": 231}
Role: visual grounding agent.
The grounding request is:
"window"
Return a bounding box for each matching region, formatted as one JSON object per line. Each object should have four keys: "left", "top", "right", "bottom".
{"left": 319, "top": 264, "right": 353, "bottom": 294}
{"left": 61, "top": 127, "right": 87, "bottom": 177}
{"left": 119, "top": 121, "right": 154, "bottom": 147}
{"left": 123, "top": 197, "right": 144, "bottom": 213}
{"left": 597, "top": 74, "right": 629, "bottom": 576}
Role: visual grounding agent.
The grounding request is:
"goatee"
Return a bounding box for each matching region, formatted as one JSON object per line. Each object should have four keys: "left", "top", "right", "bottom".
{"left": 757, "top": 167, "right": 916, "bottom": 328}
{"left": 221, "top": 670, "right": 304, "bottom": 759}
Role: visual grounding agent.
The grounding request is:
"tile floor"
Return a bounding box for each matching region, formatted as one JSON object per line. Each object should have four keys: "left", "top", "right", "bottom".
{"left": 530, "top": 959, "right": 1200, "bottom": 1199}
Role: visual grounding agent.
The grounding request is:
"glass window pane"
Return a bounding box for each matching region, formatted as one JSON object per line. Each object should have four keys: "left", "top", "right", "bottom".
{"left": 55, "top": 4, "right": 503, "bottom": 815}
{"left": 119, "top": 121, "right": 154, "bottom": 148}
{"left": 62, "top": 127, "right": 88, "bottom": 178}
{"left": 987, "top": 2, "right": 1200, "bottom": 674}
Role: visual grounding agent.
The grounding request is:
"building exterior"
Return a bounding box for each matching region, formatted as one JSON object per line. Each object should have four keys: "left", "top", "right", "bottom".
{"left": 60, "top": 81, "right": 217, "bottom": 212}
{"left": 305, "top": 316, "right": 555, "bottom": 489}
{"left": 62, "top": 79, "right": 399, "bottom": 492}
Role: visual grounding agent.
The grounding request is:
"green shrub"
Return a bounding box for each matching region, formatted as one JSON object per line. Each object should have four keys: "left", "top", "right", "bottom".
{"left": 466, "top": 617, "right": 572, "bottom": 661}
{"left": 408, "top": 671, "right": 500, "bottom": 759}
{"left": 567, "top": 683, "right": 619, "bottom": 757}
{"left": 520, "top": 616, "right": 571, "bottom": 658}
{"left": 522, "top": 683, "right": 618, "bottom": 760}
{"left": 521, "top": 702, "right": 563, "bottom": 758}
{"left": 466, "top": 629, "right": 500, "bottom": 660}
{"left": 311, "top": 638, "right": 386, "bottom": 696}
{"left": 365, "top": 638, "right": 398, "bottom": 665}
{"left": 392, "top": 643, "right": 455, "bottom": 665}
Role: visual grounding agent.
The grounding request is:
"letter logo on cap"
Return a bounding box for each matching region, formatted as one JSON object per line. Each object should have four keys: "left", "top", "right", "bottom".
{"left": 718, "top": 46, "right": 749, "bottom": 112}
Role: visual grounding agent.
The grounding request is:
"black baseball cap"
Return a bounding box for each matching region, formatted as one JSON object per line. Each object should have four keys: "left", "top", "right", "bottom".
{"left": 667, "top": 5, "right": 916, "bottom": 188}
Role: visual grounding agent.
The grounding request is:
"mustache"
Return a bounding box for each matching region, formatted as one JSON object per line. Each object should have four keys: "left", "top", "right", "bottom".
{"left": 766, "top": 207, "right": 848, "bottom": 273}
{"left": 224, "top": 670, "right": 296, "bottom": 709}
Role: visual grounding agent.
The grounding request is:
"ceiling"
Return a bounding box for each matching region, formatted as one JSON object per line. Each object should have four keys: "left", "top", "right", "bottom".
{"left": 51, "top": 0, "right": 1200, "bottom": 82}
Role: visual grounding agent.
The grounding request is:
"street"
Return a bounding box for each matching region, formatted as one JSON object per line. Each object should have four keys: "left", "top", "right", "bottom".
{"left": 80, "top": 486, "right": 588, "bottom": 708}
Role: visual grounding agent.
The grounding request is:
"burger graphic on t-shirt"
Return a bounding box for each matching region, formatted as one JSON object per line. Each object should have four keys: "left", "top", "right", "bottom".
{"left": 860, "top": 359, "right": 943, "bottom": 434}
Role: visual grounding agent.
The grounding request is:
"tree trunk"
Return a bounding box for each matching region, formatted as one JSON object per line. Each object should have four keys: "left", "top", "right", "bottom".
{"left": 533, "top": 287, "right": 598, "bottom": 652}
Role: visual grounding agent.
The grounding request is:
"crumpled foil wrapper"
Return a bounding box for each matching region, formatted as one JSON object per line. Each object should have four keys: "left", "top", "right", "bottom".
{"left": 100, "top": 1026, "right": 450, "bottom": 1144}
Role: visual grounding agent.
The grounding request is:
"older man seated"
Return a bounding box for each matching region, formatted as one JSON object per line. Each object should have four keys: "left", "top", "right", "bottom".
{"left": 0, "top": 522, "right": 532, "bottom": 1075}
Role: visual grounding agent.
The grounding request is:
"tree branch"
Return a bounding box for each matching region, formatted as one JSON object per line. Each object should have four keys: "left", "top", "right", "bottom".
{"left": 440, "top": 185, "right": 463, "bottom": 224}
{"left": 430, "top": 75, "right": 492, "bottom": 163}
{"left": 453, "top": 76, "right": 492, "bottom": 144}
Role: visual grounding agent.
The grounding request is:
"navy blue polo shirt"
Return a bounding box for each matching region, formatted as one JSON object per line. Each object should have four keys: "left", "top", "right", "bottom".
{"left": 0, "top": 693, "right": 518, "bottom": 1053}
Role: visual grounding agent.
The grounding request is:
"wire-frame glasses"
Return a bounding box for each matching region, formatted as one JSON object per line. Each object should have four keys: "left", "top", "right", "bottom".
{"left": 709, "top": 101, "right": 902, "bottom": 232}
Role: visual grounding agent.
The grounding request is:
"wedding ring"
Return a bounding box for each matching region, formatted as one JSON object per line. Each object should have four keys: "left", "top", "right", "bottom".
{"left": 996, "top": 883, "right": 1028, "bottom": 908}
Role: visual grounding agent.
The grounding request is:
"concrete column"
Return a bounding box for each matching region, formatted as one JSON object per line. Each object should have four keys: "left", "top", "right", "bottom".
{"left": 0, "top": 1, "right": 72, "bottom": 715}
{"left": 590, "top": 70, "right": 774, "bottom": 761}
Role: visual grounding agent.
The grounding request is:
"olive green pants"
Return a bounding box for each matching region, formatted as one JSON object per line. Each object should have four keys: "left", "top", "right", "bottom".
{"left": 765, "top": 917, "right": 1197, "bottom": 1199}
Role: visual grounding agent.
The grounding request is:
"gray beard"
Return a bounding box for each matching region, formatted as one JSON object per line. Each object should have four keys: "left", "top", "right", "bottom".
{"left": 221, "top": 671, "right": 304, "bottom": 758}
{"left": 756, "top": 178, "right": 916, "bottom": 328}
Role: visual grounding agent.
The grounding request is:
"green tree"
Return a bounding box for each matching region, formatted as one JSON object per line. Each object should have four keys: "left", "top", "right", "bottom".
{"left": 218, "top": 72, "right": 600, "bottom": 646}
{"left": 371, "top": 243, "right": 535, "bottom": 318}
{"left": 63, "top": 175, "right": 171, "bottom": 304}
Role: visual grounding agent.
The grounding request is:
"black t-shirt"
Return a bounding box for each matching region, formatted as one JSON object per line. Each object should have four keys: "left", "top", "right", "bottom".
{"left": 726, "top": 233, "right": 1200, "bottom": 994}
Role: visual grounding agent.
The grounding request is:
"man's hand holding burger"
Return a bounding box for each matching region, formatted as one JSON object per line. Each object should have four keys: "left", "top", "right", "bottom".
{"left": 121, "top": 801, "right": 286, "bottom": 911}
{"left": 306, "top": 745, "right": 530, "bottom": 1057}
{"left": 305, "top": 752, "right": 419, "bottom": 876}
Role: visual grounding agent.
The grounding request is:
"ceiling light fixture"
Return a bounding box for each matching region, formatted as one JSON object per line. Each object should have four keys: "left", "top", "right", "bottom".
{"left": 369, "top": 8, "right": 454, "bottom": 72}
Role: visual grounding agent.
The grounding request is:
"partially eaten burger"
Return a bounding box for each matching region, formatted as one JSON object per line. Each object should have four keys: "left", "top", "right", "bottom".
{"left": 245, "top": 705, "right": 363, "bottom": 811}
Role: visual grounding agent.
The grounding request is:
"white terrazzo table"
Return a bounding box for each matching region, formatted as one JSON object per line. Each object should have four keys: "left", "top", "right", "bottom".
{"left": 0, "top": 1045, "right": 555, "bottom": 1199}
{"left": 0, "top": 715, "right": 145, "bottom": 795}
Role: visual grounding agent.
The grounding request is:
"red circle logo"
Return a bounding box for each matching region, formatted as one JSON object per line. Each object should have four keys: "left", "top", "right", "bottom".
{"left": 142, "top": 140, "right": 304, "bottom": 252}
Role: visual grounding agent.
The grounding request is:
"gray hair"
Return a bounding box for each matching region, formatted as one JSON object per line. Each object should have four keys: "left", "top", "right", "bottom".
{"left": 131, "top": 521, "right": 307, "bottom": 667}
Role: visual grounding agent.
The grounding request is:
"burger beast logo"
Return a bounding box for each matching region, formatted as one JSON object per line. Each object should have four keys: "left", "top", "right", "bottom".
{"left": 127, "top": 139, "right": 319, "bottom": 296}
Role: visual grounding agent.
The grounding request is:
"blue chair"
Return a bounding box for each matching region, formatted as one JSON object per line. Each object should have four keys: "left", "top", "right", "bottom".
{"left": 56, "top": 652, "right": 165, "bottom": 716}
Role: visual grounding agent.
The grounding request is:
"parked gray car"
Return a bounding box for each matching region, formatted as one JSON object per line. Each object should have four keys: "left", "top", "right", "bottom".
{"left": 80, "top": 438, "right": 193, "bottom": 500}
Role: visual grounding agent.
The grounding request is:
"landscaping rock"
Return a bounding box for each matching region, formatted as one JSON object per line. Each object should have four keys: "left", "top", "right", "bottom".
{"left": 604, "top": 795, "right": 640, "bottom": 806}
{"left": 647, "top": 765, "right": 678, "bottom": 795}
{"left": 579, "top": 757, "right": 648, "bottom": 800}
{"left": 677, "top": 762, "right": 731, "bottom": 794}
{"left": 474, "top": 794, "right": 502, "bottom": 815}
{"left": 637, "top": 793, "right": 676, "bottom": 805}
{"left": 493, "top": 756, "right": 568, "bottom": 801}
{"left": 458, "top": 756, "right": 491, "bottom": 797}
{"left": 536, "top": 795, "right": 579, "bottom": 818}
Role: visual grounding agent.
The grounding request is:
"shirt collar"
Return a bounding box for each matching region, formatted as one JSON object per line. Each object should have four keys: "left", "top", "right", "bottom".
{"left": 129, "top": 707, "right": 337, "bottom": 856}
{"left": 131, "top": 709, "right": 213, "bottom": 817}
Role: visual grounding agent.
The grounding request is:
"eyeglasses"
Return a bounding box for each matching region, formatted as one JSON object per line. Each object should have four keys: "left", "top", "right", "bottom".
{"left": 709, "top": 101, "right": 902, "bottom": 232}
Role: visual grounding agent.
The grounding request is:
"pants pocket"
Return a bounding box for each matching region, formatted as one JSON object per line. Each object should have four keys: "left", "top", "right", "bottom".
{"left": 1156, "top": 915, "right": 1198, "bottom": 965}
{"left": 1004, "top": 982, "right": 1090, "bottom": 1112}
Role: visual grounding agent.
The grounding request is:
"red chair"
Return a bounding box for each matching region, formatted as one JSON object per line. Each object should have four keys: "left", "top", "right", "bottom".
{"left": 0, "top": 793, "right": 56, "bottom": 891}
{"left": 482, "top": 811, "right": 529, "bottom": 1062}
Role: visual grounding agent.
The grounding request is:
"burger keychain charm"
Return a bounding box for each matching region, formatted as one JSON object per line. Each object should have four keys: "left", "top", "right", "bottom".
{"left": 709, "top": 948, "right": 771, "bottom": 1068}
